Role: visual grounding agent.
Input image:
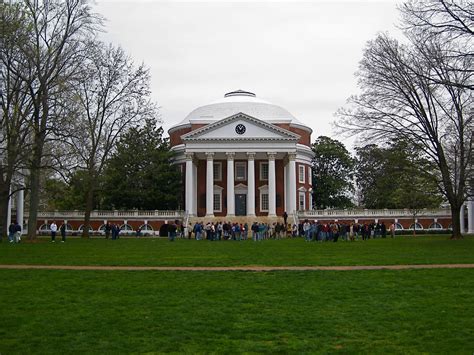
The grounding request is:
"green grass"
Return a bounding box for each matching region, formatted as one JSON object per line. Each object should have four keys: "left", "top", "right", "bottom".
{"left": 0, "top": 268, "right": 473, "bottom": 353}
{"left": 1, "top": 235, "right": 474, "bottom": 266}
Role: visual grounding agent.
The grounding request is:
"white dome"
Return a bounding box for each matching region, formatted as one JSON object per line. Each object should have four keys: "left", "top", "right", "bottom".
{"left": 171, "top": 90, "right": 306, "bottom": 130}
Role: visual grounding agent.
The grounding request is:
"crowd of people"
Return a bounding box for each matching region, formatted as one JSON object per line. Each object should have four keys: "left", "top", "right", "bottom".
{"left": 181, "top": 220, "right": 397, "bottom": 242}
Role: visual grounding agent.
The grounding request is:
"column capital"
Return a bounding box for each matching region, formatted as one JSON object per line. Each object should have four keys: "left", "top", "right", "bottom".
{"left": 226, "top": 152, "right": 235, "bottom": 160}
{"left": 267, "top": 152, "right": 277, "bottom": 160}
{"left": 205, "top": 152, "right": 215, "bottom": 161}
{"left": 185, "top": 152, "right": 194, "bottom": 161}
{"left": 247, "top": 152, "right": 256, "bottom": 160}
{"left": 288, "top": 152, "right": 297, "bottom": 161}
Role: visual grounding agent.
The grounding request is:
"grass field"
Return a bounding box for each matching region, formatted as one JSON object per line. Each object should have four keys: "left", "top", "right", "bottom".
{"left": 0, "top": 235, "right": 473, "bottom": 267}
{"left": 1, "top": 269, "right": 473, "bottom": 353}
{"left": 1, "top": 236, "right": 473, "bottom": 353}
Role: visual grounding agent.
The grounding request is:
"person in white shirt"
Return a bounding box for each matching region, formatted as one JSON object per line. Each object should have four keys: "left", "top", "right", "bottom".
{"left": 50, "top": 221, "right": 58, "bottom": 242}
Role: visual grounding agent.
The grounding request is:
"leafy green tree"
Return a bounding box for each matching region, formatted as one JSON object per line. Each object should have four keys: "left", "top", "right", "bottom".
{"left": 311, "top": 136, "right": 354, "bottom": 209}
{"left": 42, "top": 171, "right": 96, "bottom": 211}
{"left": 101, "top": 119, "right": 182, "bottom": 210}
{"left": 355, "top": 141, "right": 443, "bottom": 210}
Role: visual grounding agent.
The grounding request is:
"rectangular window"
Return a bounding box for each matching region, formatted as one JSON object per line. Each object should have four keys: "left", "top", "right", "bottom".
{"left": 299, "top": 165, "right": 305, "bottom": 183}
{"left": 261, "top": 193, "right": 269, "bottom": 212}
{"left": 260, "top": 162, "right": 269, "bottom": 181}
{"left": 213, "top": 193, "right": 221, "bottom": 212}
{"left": 213, "top": 162, "right": 222, "bottom": 181}
{"left": 235, "top": 162, "right": 247, "bottom": 181}
{"left": 298, "top": 191, "right": 305, "bottom": 211}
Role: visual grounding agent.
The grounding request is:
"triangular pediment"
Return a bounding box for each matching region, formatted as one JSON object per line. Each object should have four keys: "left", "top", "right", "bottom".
{"left": 181, "top": 113, "right": 300, "bottom": 142}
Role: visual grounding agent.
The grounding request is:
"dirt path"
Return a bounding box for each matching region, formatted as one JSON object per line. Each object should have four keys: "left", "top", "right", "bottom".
{"left": 1, "top": 264, "right": 474, "bottom": 271}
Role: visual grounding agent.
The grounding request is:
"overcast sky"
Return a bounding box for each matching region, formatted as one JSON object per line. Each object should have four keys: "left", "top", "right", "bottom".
{"left": 94, "top": 0, "right": 402, "bottom": 149}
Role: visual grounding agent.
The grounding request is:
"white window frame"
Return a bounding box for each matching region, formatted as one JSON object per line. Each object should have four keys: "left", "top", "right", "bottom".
{"left": 213, "top": 185, "right": 223, "bottom": 212}
{"left": 259, "top": 185, "right": 269, "bottom": 212}
{"left": 308, "top": 166, "right": 312, "bottom": 184}
{"left": 213, "top": 162, "right": 222, "bottom": 181}
{"left": 299, "top": 165, "right": 305, "bottom": 184}
{"left": 298, "top": 191, "right": 306, "bottom": 211}
{"left": 235, "top": 162, "right": 247, "bottom": 181}
{"left": 260, "top": 162, "right": 269, "bottom": 181}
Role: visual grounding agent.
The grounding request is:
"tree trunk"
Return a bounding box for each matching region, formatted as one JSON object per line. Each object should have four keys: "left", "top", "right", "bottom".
{"left": 450, "top": 203, "right": 463, "bottom": 239}
{"left": 0, "top": 184, "right": 11, "bottom": 240}
{"left": 27, "top": 139, "right": 45, "bottom": 240}
{"left": 82, "top": 176, "right": 96, "bottom": 238}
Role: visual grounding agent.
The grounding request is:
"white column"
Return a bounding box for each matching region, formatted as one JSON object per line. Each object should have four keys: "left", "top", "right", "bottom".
{"left": 16, "top": 188, "right": 24, "bottom": 234}
{"left": 468, "top": 200, "right": 474, "bottom": 234}
{"left": 247, "top": 152, "right": 256, "bottom": 216}
{"left": 206, "top": 152, "right": 214, "bottom": 217}
{"left": 192, "top": 160, "right": 197, "bottom": 216}
{"left": 288, "top": 153, "right": 297, "bottom": 214}
{"left": 226, "top": 152, "right": 235, "bottom": 216}
{"left": 460, "top": 204, "right": 465, "bottom": 233}
{"left": 185, "top": 153, "right": 194, "bottom": 217}
{"left": 268, "top": 152, "right": 277, "bottom": 217}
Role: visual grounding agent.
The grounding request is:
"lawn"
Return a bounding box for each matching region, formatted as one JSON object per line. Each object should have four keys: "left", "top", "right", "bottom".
{"left": 0, "top": 268, "right": 473, "bottom": 353}
{"left": 0, "top": 235, "right": 473, "bottom": 267}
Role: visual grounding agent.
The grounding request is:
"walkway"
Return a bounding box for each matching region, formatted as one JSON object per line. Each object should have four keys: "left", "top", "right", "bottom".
{"left": 1, "top": 264, "right": 474, "bottom": 271}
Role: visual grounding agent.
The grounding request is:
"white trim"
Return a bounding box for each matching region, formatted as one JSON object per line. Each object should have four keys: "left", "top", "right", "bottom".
{"left": 308, "top": 166, "right": 312, "bottom": 184}
{"left": 235, "top": 162, "right": 247, "bottom": 181}
{"left": 213, "top": 162, "right": 222, "bottom": 181}
{"left": 213, "top": 185, "right": 224, "bottom": 213}
{"left": 234, "top": 183, "right": 248, "bottom": 194}
{"left": 298, "top": 191, "right": 306, "bottom": 211}
{"left": 260, "top": 161, "right": 269, "bottom": 181}
{"left": 259, "top": 185, "right": 269, "bottom": 212}
{"left": 181, "top": 113, "right": 301, "bottom": 141}
{"left": 298, "top": 164, "right": 305, "bottom": 184}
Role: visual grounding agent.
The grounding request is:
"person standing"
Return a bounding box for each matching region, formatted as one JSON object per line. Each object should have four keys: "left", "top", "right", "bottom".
{"left": 14, "top": 221, "right": 22, "bottom": 243}
{"left": 50, "top": 221, "right": 58, "bottom": 242}
{"left": 8, "top": 222, "right": 16, "bottom": 243}
{"left": 105, "top": 223, "right": 111, "bottom": 239}
{"left": 60, "top": 223, "right": 66, "bottom": 242}
{"left": 283, "top": 211, "right": 288, "bottom": 227}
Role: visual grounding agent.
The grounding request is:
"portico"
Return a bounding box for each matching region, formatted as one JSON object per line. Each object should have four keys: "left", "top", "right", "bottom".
{"left": 183, "top": 149, "right": 299, "bottom": 218}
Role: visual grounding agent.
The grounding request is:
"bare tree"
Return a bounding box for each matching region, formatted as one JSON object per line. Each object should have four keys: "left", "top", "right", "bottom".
{"left": 337, "top": 31, "right": 472, "bottom": 239}
{"left": 0, "top": 2, "right": 33, "bottom": 238}
{"left": 63, "top": 42, "right": 158, "bottom": 238}
{"left": 17, "top": 0, "right": 102, "bottom": 240}
{"left": 401, "top": 0, "right": 473, "bottom": 39}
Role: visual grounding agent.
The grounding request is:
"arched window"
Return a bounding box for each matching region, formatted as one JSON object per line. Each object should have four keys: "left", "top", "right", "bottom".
{"left": 120, "top": 224, "right": 133, "bottom": 231}
{"left": 394, "top": 223, "right": 404, "bottom": 230}
{"left": 429, "top": 222, "right": 443, "bottom": 229}
{"left": 78, "top": 224, "right": 93, "bottom": 232}
{"left": 139, "top": 224, "right": 154, "bottom": 235}
{"left": 59, "top": 223, "right": 73, "bottom": 231}
{"left": 409, "top": 223, "right": 423, "bottom": 230}
{"left": 39, "top": 224, "right": 50, "bottom": 231}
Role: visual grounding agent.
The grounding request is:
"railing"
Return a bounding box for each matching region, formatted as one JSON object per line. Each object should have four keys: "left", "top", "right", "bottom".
{"left": 33, "top": 210, "right": 185, "bottom": 219}
{"left": 298, "top": 208, "right": 451, "bottom": 219}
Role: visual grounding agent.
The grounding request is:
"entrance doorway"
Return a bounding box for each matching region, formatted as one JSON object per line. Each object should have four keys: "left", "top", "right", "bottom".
{"left": 235, "top": 194, "right": 247, "bottom": 216}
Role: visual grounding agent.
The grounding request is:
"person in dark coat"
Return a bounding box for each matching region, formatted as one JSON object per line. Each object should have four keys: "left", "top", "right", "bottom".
{"left": 60, "top": 223, "right": 66, "bottom": 242}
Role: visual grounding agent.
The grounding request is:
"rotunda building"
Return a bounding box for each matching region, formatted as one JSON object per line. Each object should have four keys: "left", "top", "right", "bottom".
{"left": 168, "top": 90, "right": 314, "bottom": 219}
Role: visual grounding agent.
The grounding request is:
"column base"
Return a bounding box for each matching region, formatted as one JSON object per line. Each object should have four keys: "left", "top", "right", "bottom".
{"left": 226, "top": 214, "right": 235, "bottom": 218}
{"left": 205, "top": 214, "right": 215, "bottom": 218}
{"left": 268, "top": 214, "right": 277, "bottom": 218}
